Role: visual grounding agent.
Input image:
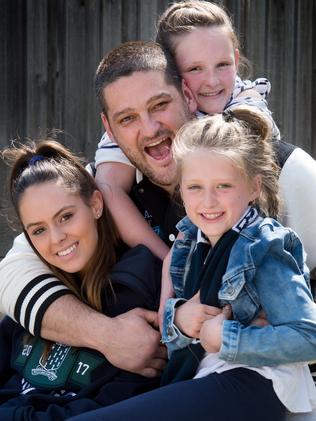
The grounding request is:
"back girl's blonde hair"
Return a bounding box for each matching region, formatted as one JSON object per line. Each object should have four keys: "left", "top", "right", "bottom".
{"left": 172, "top": 106, "right": 280, "bottom": 218}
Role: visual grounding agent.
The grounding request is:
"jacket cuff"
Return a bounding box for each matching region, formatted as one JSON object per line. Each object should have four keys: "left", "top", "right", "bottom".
{"left": 219, "top": 319, "right": 240, "bottom": 362}
{"left": 162, "top": 298, "right": 194, "bottom": 357}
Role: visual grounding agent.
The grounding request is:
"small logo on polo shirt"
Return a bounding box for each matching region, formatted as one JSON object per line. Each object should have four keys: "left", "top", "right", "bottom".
{"left": 31, "top": 343, "right": 71, "bottom": 381}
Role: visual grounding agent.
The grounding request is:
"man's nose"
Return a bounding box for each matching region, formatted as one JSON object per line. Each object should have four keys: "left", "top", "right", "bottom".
{"left": 140, "top": 115, "right": 160, "bottom": 139}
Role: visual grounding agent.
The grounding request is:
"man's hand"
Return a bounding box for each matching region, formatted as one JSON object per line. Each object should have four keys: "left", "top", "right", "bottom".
{"left": 174, "top": 291, "right": 222, "bottom": 338}
{"left": 200, "top": 305, "right": 232, "bottom": 353}
{"left": 102, "top": 308, "right": 167, "bottom": 378}
{"left": 41, "top": 296, "right": 167, "bottom": 378}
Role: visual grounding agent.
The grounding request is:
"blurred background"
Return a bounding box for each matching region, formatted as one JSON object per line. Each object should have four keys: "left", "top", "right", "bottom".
{"left": 1, "top": 0, "right": 315, "bottom": 257}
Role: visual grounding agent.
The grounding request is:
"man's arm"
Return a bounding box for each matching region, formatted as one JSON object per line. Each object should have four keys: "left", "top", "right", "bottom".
{"left": 96, "top": 163, "right": 169, "bottom": 260}
{"left": 279, "top": 147, "right": 316, "bottom": 271}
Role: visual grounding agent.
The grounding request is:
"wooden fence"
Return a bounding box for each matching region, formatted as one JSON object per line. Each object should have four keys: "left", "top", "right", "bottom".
{"left": 0, "top": 0, "right": 315, "bottom": 257}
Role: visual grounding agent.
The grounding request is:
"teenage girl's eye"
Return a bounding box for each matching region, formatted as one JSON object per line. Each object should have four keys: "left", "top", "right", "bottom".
{"left": 60, "top": 213, "right": 73, "bottom": 223}
{"left": 31, "top": 227, "right": 46, "bottom": 236}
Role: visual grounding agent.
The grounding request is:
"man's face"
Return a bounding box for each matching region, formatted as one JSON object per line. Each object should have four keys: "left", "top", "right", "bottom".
{"left": 102, "top": 70, "right": 196, "bottom": 190}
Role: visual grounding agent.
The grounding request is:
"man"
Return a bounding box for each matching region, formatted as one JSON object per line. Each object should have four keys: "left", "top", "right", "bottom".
{"left": 1, "top": 41, "right": 316, "bottom": 381}
{"left": 0, "top": 41, "right": 197, "bottom": 378}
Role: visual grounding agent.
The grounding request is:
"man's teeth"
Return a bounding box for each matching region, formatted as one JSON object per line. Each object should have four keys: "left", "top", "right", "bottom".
{"left": 57, "top": 243, "right": 77, "bottom": 257}
{"left": 147, "top": 137, "right": 168, "bottom": 147}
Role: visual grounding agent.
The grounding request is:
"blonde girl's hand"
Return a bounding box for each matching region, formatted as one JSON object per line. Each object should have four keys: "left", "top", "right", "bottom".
{"left": 200, "top": 305, "right": 232, "bottom": 353}
{"left": 174, "top": 291, "right": 222, "bottom": 339}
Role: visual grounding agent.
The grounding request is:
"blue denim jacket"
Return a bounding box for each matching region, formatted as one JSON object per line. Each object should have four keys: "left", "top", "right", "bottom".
{"left": 162, "top": 215, "right": 316, "bottom": 366}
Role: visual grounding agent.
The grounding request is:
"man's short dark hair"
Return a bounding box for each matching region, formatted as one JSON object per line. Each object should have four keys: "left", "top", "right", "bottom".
{"left": 95, "top": 41, "right": 182, "bottom": 114}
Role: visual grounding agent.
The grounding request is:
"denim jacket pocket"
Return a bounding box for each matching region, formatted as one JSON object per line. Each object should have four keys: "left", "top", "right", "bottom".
{"left": 219, "top": 270, "right": 260, "bottom": 325}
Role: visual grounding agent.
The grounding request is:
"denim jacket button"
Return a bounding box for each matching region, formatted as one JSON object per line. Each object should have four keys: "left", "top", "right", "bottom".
{"left": 169, "top": 234, "right": 176, "bottom": 242}
{"left": 227, "top": 286, "right": 235, "bottom": 295}
{"left": 167, "top": 328, "right": 173, "bottom": 337}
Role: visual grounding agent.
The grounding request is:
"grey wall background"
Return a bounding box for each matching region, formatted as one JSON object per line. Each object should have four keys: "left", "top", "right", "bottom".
{"left": 1, "top": 0, "right": 315, "bottom": 257}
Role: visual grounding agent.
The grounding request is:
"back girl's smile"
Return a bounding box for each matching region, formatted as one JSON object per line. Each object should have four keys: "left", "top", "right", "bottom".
{"left": 174, "top": 26, "right": 239, "bottom": 114}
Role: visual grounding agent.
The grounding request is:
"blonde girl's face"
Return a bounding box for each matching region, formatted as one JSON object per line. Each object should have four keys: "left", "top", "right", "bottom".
{"left": 180, "top": 149, "right": 261, "bottom": 246}
{"left": 174, "top": 26, "right": 239, "bottom": 114}
{"left": 19, "top": 181, "right": 103, "bottom": 276}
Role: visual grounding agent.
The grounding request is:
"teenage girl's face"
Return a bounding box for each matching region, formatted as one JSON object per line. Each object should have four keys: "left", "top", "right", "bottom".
{"left": 174, "top": 26, "right": 239, "bottom": 114}
{"left": 19, "top": 181, "right": 103, "bottom": 276}
{"left": 180, "top": 149, "right": 260, "bottom": 246}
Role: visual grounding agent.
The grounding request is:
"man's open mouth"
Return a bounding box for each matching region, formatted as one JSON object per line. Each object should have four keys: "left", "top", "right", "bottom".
{"left": 145, "top": 137, "right": 172, "bottom": 160}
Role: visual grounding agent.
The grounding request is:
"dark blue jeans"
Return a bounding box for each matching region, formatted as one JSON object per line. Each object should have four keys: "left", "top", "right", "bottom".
{"left": 68, "top": 368, "right": 286, "bottom": 421}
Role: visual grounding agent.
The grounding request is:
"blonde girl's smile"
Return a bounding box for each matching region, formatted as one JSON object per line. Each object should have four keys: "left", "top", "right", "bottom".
{"left": 180, "top": 149, "right": 261, "bottom": 246}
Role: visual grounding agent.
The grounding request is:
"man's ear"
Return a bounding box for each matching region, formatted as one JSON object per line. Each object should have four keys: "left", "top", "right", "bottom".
{"left": 101, "top": 112, "right": 115, "bottom": 140}
{"left": 182, "top": 79, "right": 197, "bottom": 114}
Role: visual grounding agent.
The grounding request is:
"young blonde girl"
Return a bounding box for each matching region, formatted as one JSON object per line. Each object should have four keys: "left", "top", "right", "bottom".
{"left": 68, "top": 106, "right": 316, "bottom": 421}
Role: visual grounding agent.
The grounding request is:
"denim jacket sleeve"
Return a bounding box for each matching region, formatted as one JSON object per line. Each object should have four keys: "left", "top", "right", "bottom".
{"left": 219, "top": 224, "right": 316, "bottom": 366}
{"left": 161, "top": 298, "right": 195, "bottom": 357}
{"left": 161, "top": 217, "right": 199, "bottom": 357}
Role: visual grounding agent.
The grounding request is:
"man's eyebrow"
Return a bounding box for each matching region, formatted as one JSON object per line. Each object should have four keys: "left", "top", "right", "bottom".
{"left": 25, "top": 205, "right": 75, "bottom": 230}
{"left": 112, "top": 92, "right": 173, "bottom": 122}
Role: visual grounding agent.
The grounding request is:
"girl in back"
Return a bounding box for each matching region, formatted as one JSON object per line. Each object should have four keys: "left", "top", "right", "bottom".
{"left": 95, "top": 1, "right": 278, "bottom": 262}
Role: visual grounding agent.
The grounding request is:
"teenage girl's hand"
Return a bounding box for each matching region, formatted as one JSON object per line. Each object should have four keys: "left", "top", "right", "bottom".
{"left": 174, "top": 291, "right": 222, "bottom": 339}
{"left": 199, "top": 305, "right": 232, "bottom": 353}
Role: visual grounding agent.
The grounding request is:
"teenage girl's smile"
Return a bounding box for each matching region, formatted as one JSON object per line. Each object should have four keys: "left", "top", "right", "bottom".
{"left": 19, "top": 181, "right": 102, "bottom": 275}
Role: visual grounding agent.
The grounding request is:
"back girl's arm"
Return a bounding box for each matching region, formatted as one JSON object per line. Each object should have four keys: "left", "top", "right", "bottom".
{"left": 95, "top": 162, "right": 169, "bottom": 260}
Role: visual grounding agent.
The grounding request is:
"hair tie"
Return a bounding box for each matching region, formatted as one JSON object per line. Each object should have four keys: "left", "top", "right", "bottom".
{"left": 222, "top": 109, "right": 235, "bottom": 122}
{"left": 28, "top": 154, "right": 45, "bottom": 166}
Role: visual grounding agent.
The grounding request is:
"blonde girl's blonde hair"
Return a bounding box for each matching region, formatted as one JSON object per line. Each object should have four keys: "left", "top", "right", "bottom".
{"left": 156, "top": 0, "right": 250, "bottom": 77}
{"left": 172, "top": 106, "right": 280, "bottom": 218}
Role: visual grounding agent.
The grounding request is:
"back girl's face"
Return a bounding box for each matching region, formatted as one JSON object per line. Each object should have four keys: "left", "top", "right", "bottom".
{"left": 180, "top": 149, "right": 260, "bottom": 246}
{"left": 19, "top": 180, "right": 103, "bottom": 276}
{"left": 174, "top": 26, "right": 239, "bottom": 114}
